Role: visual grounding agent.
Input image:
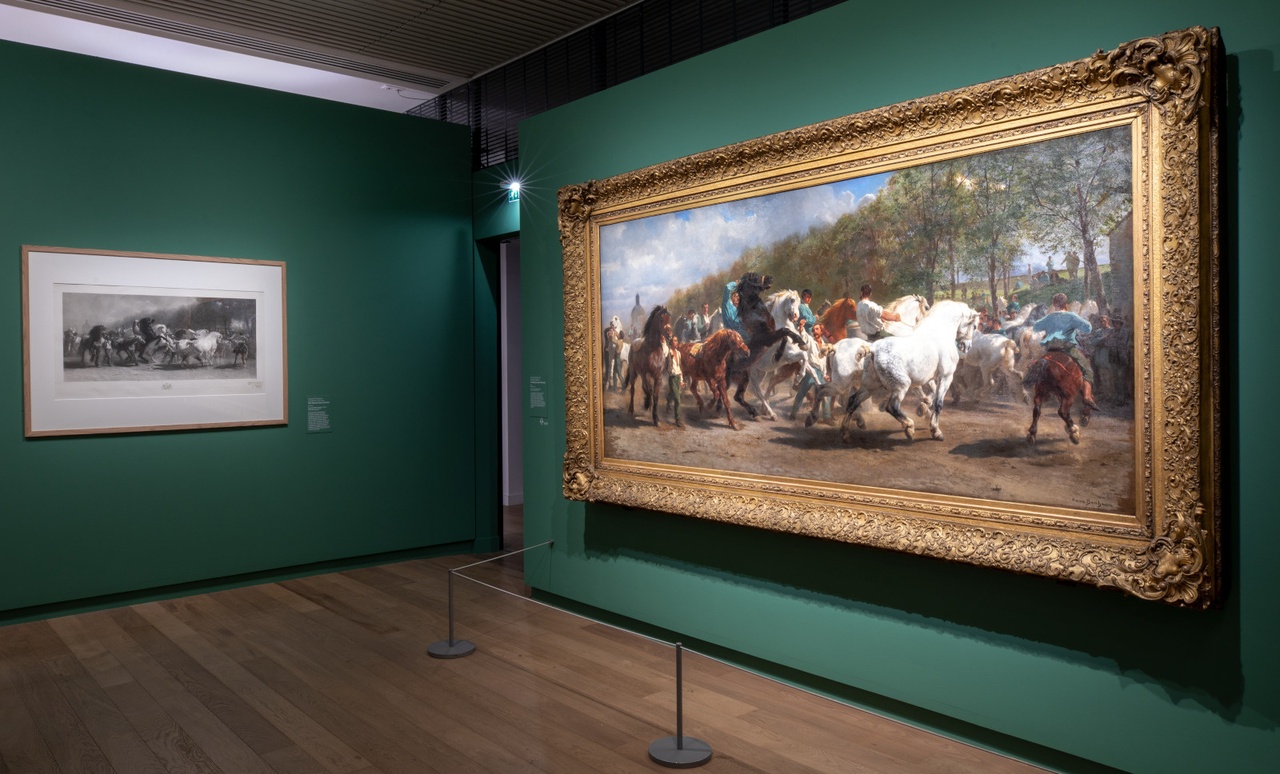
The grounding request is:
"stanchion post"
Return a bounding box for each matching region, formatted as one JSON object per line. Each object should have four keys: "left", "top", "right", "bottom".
{"left": 648, "top": 642, "right": 713, "bottom": 768}
{"left": 427, "top": 539, "right": 553, "bottom": 659}
{"left": 427, "top": 569, "right": 476, "bottom": 659}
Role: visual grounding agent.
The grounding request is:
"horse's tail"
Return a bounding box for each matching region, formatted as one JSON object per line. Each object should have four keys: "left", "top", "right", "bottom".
{"left": 1022, "top": 357, "right": 1046, "bottom": 388}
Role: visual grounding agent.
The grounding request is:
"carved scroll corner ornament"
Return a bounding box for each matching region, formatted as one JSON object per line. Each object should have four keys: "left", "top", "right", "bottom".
{"left": 1081, "top": 502, "right": 1210, "bottom": 606}
{"left": 558, "top": 181, "right": 598, "bottom": 236}
{"left": 1086, "top": 26, "right": 1214, "bottom": 123}
{"left": 562, "top": 454, "right": 594, "bottom": 501}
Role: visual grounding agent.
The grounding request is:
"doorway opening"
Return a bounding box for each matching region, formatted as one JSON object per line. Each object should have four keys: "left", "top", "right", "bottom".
{"left": 499, "top": 238, "right": 523, "bottom": 548}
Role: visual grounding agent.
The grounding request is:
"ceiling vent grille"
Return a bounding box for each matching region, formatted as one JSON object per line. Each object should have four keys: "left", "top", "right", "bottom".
{"left": 410, "top": 0, "right": 848, "bottom": 169}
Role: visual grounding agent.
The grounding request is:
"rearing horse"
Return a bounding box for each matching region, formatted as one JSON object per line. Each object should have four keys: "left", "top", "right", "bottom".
{"left": 625, "top": 305, "right": 671, "bottom": 426}
{"left": 729, "top": 273, "right": 807, "bottom": 420}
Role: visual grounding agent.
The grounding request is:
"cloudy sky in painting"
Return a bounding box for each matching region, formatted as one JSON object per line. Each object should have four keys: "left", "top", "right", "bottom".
{"left": 600, "top": 173, "right": 889, "bottom": 327}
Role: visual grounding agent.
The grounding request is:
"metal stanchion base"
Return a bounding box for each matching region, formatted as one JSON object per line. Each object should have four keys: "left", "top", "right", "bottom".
{"left": 427, "top": 639, "right": 476, "bottom": 659}
{"left": 648, "top": 736, "right": 712, "bottom": 768}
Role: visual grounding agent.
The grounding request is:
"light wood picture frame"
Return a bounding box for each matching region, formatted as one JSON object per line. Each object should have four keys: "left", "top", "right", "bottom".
{"left": 23, "top": 246, "right": 288, "bottom": 437}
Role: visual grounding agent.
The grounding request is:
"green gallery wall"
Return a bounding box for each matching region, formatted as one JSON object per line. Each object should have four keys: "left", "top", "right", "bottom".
{"left": 3, "top": 1, "right": 1278, "bottom": 771}
{"left": 518, "top": 1, "right": 1280, "bottom": 772}
{"left": 0, "top": 41, "right": 489, "bottom": 615}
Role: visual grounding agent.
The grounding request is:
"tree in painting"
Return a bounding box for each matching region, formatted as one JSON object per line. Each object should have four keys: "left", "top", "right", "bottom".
{"left": 959, "top": 146, "right": 1025, "bottom": 311}
{"left": 1015, "top": 126, "right": 1132, "bottom": 316}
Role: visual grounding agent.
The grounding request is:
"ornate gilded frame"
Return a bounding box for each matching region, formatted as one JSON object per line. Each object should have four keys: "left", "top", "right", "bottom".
{"left": 559, "top": 27, "right": 1221, "bottom": 607}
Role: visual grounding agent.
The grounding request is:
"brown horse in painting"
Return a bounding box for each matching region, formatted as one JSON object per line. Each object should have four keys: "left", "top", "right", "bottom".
{"left": 1025, "top": 350, "right": 1091, "bottom": 445}
{"left": 626, "top": 305, "right": 671, "bottom": 426}
{"left": 679, "top": 329, "right": 751, "bottom": 429}
{"left": 817, "top": 296, "right": 859, "bottom": 342}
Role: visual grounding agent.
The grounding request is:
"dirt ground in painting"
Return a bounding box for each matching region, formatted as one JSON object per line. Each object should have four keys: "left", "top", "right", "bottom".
{"left": 62, "top": 354, "right": 256, "bottom": 381}
{"left": 602, "top": 380, "right": 1137, "bottom": 516}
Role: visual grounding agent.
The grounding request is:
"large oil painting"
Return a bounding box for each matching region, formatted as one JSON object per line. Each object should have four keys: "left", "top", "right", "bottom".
{"left": 560, "top": 28, "right": 1222, "bottom": 606}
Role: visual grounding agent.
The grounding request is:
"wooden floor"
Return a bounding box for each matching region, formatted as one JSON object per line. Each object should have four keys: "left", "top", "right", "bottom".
{"left": 0, "top": 509, "right": 1047, "bottom": 774}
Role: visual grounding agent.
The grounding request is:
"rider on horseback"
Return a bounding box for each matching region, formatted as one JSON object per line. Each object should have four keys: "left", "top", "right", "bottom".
{"left": 1032, "top": 292, "right": 1099, "bottom": 410}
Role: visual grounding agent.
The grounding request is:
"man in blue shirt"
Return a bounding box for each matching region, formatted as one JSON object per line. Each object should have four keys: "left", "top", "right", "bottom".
{"left": 721, "top": 281, "right": 746, "bottom": 335}
{"left": 1033, "top": 292, "right": 1098, "bottom": 409}
{"left": 798, "top": 289, "right": 817, "bottom": 335}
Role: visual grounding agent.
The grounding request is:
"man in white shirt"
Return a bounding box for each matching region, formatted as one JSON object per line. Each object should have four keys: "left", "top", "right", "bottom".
{"left": 855, "top": 283, "right": 901, "bottom": 340}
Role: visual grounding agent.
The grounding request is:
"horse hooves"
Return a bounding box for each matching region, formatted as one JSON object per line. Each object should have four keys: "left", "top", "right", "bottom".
{"left": 931, "top": 430, "right": 944, "bottom": 441}
{"left": 804, "top": 415, "right": 816, "bottom": 428}
{"left": 1069, "top": 427, "right": 1081, "bottom": 444}
{"left": 1026, "top": 433, "right": 1037, "bottom": 445}
{"left": 1080, "top": 415, "right": 1090, "bottom": 428}
{"left": 904, "top": 428, "right": 915, "bottom": 440}
{"left": 915, "top": 404, "right": 925, "bottom": 417}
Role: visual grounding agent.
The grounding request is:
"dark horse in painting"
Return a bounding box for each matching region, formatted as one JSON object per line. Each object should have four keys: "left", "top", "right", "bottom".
{"left": 626, "top": 305, "right": 671, "bottom": 426}
{"left": 1024, "top": 350, "right": 1091, "bottom": 445}
{"left": 728, "top": 272, "right": 806, "bottom": 420}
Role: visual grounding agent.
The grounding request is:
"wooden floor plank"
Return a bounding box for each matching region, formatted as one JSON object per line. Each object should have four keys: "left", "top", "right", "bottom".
{"left": 107, "top": 606, "right": 294, "bottom": 758}
{"left": 239, "top": 655, "right": 459, "bottom": 774}
{"left": 83, "top": 610, "right": 279, "bottom": 774}
{"left": 42, "top": 653, "right": 169, "bottom": 774}
{"left": 103, "top": 680, "right": 226, "bottom": 774}
{"left": 46, "top": 615, "right": 134, "bottom": 690}
{"left": 185, "top": 590, "right": 501, "bottom": 773}
{"left": 0, "top": 652, "right": 62, "bottom": 774}
{"left": 132, "top": 601, "right": 371, "bottom": 774}
{"left": 0, "top": 622, "right": 117, "bottom": 774}
{"left": 0, "top": 512, "right": 1050, "bottom": 774}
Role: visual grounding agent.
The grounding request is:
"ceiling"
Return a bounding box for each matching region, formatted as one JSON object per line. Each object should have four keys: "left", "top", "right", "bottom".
{"left": 0, "top": 0, "right": 638, "bottom": 111}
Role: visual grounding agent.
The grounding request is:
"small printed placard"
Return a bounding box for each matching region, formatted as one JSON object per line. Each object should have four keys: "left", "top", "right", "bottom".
{"left": 528, "top": 376, "right": 547, "bottom": 418}
{"left": 306, "top": 396, "right": 332, "bottom": 433}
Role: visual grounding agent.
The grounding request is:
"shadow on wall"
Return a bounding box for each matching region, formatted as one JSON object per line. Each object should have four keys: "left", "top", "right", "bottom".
{"left": 583, "top": 500, "right": 1251, "bottom": 725}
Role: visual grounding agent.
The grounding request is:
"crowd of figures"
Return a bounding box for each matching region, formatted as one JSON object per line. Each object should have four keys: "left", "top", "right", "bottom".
{"left": 605, "top": 272, "right": 1133, "bottom": 446}
{"left": 63, "top": 317, "right": 252, "bottom": 369}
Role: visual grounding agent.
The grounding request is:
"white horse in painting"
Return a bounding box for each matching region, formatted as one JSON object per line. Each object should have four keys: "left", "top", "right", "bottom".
{"left": 603, "top": 315, "right": 627, "bottom": 390}
{"left": 879, "top": 294, "right": 932, "bottom": 337}
{"left": 836, "top": 300, "right": 979, "bottom": 442}
{"left": 706, "top": 308, "right": 724, "bottom": 335}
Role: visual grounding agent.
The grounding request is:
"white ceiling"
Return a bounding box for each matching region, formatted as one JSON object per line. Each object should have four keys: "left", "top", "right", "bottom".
{"left": 0, "top": 0, "right": 636, "bottom": 112}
